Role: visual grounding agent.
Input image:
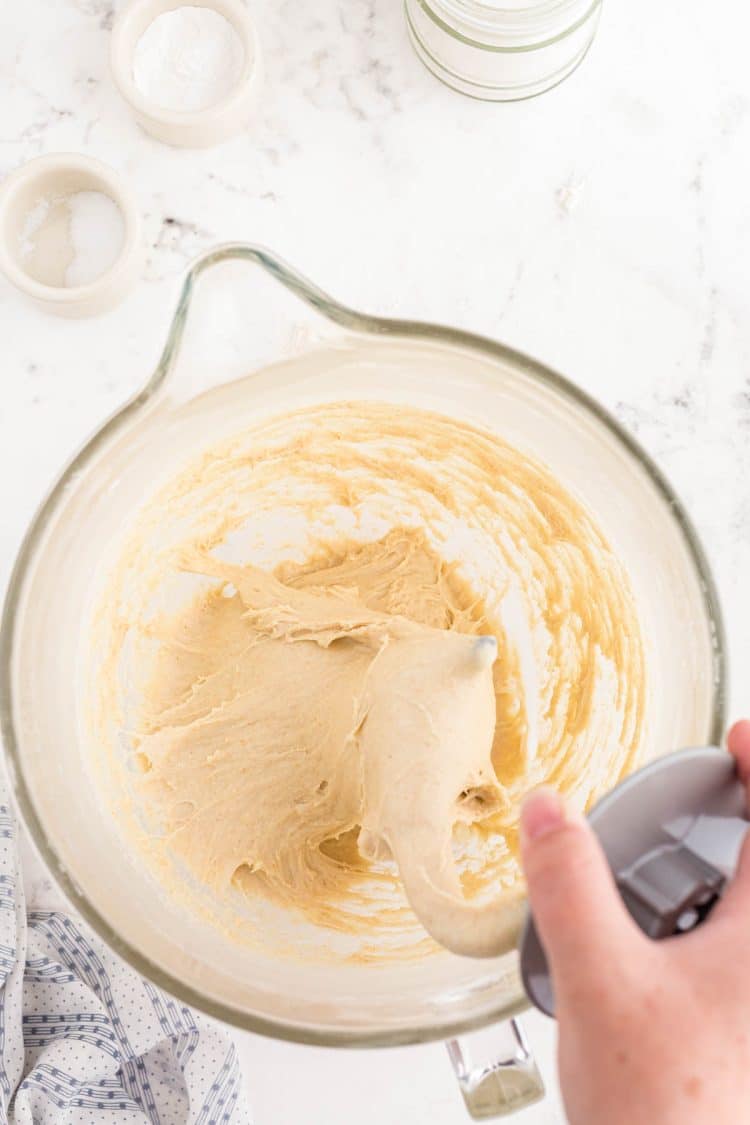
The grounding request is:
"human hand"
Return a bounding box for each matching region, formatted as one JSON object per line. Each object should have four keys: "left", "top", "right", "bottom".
{"left": 520, "top": 721, "right": 750, "bottom": 1125}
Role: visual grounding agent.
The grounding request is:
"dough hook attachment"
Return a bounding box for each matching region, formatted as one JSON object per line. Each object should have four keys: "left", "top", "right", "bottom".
{"left": 519, "top": 747, "right": 750, "bottom": 1017}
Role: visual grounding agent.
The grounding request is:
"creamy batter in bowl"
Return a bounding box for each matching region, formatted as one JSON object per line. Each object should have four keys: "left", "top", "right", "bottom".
{"left": 92, "top": 401, "right": 646, "bottom": 964}
{"left": 0, "top": 245, "right": 725, "bottom": 1047}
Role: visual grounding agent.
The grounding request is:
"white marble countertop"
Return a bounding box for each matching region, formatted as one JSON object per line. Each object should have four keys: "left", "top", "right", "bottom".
{"left": 2, "top": 0, "right": 750, "bottom": 1121}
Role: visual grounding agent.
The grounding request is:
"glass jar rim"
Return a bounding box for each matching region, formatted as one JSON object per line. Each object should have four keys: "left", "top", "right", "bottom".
{"left": 420, "top": 0, "right": 601, "bottom": 41}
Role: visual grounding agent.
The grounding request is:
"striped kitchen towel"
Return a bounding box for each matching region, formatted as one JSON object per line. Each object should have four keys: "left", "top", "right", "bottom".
{"left": 0, "top": 796, "right": 251, "bottom": 1124}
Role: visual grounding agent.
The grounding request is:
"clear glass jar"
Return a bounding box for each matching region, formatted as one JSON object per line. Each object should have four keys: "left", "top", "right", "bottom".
{"left": 405, "top": 0, "right": 603, "bottom": 102}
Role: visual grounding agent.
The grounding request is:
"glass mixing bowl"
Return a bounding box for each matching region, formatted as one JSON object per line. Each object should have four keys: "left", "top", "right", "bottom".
{"left": 0, "top": 246, "right": 726, "bottom": 1067}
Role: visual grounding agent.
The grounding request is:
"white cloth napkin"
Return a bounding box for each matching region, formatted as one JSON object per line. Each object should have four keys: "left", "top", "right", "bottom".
{"left": 0, "top": 792, "right": 251, "bottom": 1124}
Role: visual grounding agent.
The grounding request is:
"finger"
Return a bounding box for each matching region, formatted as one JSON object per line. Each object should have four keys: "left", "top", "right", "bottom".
{"left": 520, "top": 788, "right": 641, "bottom": 996}
{"left": 728, "top": 720, "right": 750, "bottom": 794}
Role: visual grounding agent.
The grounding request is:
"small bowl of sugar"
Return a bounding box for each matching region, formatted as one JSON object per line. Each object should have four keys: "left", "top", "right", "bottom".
{"left": 110, "top": 0, "right": 262, "bottom": 148}
{"left": 0, "top": 153, "right": 142, "bottom": 317}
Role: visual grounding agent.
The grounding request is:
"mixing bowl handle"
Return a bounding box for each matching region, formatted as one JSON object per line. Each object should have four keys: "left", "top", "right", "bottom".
{"left": 146, "top": 242, "right": 401, "bottom": 402}
{"left": 146, "top": 240, "right": 537, "bottom": 405}
{"left": 446, "top": 1017, "right": 545, "bottom": 1118}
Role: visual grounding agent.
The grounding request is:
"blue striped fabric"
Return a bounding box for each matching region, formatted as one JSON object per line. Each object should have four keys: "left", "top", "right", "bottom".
{"left": 0, "top": 795, "right": 252, "bottom": 1124}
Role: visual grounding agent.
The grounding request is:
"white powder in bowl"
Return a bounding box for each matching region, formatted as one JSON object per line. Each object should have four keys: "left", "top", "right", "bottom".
{"left": 132, "top": 6, "right": 246, "bottom": 113}
{"left": 18, "top": 191, "right": 126, "bottom": 289}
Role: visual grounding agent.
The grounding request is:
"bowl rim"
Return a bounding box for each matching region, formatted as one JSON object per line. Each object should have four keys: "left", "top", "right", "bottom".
{"left": 0, "top": 242, "right": 728, "bottom": 1046}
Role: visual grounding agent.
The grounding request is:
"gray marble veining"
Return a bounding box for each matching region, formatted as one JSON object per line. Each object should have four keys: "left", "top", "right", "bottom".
{"left": 2, "top": 1, "right": 750, "bottom": 1122}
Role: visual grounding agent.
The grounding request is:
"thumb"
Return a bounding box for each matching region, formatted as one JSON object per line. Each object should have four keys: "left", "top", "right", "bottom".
{"left": 520, "top": 788, "right": 642, "bottom": 995}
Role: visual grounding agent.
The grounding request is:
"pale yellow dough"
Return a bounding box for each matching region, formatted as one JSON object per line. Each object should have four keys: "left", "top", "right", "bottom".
{"left": 91, "top": 402, "right": 646, "bottom": 961}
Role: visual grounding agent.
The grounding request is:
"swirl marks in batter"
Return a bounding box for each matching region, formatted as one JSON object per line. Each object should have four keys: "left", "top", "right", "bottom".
{"left": 90, "top": 402, "right": 646, "bottom": 961}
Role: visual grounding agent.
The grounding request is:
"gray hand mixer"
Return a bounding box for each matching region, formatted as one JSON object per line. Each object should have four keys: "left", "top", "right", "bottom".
{"left": 519, "top": 746, "right": 750, "bottom": 1017}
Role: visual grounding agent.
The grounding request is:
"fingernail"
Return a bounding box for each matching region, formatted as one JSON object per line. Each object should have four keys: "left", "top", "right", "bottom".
{"left": 521, "top": 788, "right": 566, "bottom": 843}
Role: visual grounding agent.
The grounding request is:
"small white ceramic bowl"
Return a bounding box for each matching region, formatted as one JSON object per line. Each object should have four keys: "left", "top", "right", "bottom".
{"left": 110, "top": 0, "right": 263, "bottom": 148}
{"left": 0, "top": 153, "right": 142, "bottom": 318}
